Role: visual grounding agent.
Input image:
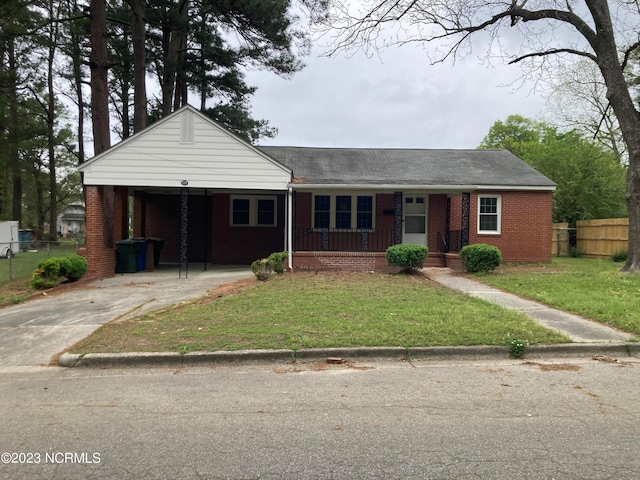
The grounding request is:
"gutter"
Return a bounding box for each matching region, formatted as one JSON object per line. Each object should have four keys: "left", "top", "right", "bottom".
{"left": 288, "top": 183, "right": 556, "bottom": 192}
{"left": 288, "top": 184, "right": 479, "bottom": 192}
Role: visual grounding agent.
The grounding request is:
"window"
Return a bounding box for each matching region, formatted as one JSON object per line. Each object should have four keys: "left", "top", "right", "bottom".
{"left": 232, "top": 198, "right": 250, "bottom": 225}
{"left": 231, "top": 196, "right": 277, "bottom": 226}
{"left": 478, "top": 195, "right": 501, "bottom": 234}
{"left": 357, "top": 196, "right": 373, "bottom": 229}
{"left": 312, "top": 194, "right": 374, "bottom": 229}
{"left": 314, "top": 195, "right": 330, "bottom": 228}
{"left": 257, "top": 199, "right": 275, "bottom": 225}
{"left": 335, "top": 196, "right": 352, "bottom": 228}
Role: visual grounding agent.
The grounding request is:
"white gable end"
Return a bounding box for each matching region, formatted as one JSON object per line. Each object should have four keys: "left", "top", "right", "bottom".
{"left": 80, "top": 106, "right": 291, "bottom": 191}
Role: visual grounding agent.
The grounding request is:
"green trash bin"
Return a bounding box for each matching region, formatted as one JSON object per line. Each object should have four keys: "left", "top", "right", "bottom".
{"left": 116, "top": 240, "right": 138, "bottom": 273}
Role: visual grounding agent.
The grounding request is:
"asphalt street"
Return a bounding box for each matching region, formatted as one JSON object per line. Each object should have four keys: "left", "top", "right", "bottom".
{"left": 0, "top": 357, "right": 639, "bottom": 479}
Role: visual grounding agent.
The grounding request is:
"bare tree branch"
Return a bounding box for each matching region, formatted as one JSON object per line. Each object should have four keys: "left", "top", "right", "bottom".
{"left": 509, "top": 48, "right": 597, "bottom": 64}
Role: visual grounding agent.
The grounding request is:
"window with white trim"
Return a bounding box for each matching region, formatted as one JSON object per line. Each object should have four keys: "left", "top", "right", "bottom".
{"left": 313, "top": 194, "right": 374, "bottom": 229}
{"left": 478, "top": 195, "right": 501, "bottom": 234}
{"left": 230, "top": 196, "right": 277, "bottom": 227}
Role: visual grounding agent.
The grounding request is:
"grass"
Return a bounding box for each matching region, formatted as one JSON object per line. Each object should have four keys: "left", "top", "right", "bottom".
{"left": 469, "top": 257, "right": 640, "bottom": 336}
{"left": 0, "top": 242, "right": 81, "bottom": 304}
{"left": 70, "top": 272, "right": 569, "bottom": 354}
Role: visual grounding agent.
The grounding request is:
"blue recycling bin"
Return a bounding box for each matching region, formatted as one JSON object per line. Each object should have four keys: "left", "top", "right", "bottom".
{"left": 136, "top": 239, "right": 148, "bottom": 271}
{"left": 19, "top": 229, "right": 33, "bottom": 252}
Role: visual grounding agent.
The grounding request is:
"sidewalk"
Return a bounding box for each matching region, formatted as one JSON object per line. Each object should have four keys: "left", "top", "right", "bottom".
{"left": 423, "top": 268, "right": 635, "bottom": 343}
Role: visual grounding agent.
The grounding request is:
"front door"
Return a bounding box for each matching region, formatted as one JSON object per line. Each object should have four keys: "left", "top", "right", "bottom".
{"left": 403, "top": 196, "right": 427, "bottom": 246}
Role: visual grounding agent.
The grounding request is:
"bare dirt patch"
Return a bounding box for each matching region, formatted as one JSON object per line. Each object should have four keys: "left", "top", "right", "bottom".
{"left": 274, "top": 360, "right": 376, "bottom": 374}
{"left": 523, "top": 361, "right": 581, "bottom": 372}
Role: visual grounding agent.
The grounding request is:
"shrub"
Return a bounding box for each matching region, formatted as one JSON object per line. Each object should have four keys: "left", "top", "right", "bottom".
{"left": 568, "top": 246, "right": 583, "bottom": 258}
{"left": 29, "top": 254, "right": 88, "bottom": 290}
{"left": 611, "top": 249, "right": 627, "bottom": 262}
{"left": 30, "top": 270, "right": 58, "bottom": 290}
{"left": 267, "top": 251, "right": 288, "bottom": 274}
{"left": 459, "top": 244, "right": 502, "bottom": 273}
{"left": 251, "top": 258, "right": 273, "bottom": 281}
{"left": 386, "top": 244, "right": 428, "bottom": 272}
{"left": 61, "top": 254, "right": 88, "bottom": 281}
{"left": 30, "top": 258, "right": 62, "bottom": 290}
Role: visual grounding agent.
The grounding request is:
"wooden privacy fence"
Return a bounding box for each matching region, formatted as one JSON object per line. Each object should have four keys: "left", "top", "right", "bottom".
{"left": 576, "top": 218, "right": 628, "bottom": 259}
{"left": 552, "top": 218, "right": 628, "bottom": 258}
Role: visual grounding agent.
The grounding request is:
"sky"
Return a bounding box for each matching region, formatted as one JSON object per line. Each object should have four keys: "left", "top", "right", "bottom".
{"left": 244, "top": 41, "right": 549, "bottom": 150}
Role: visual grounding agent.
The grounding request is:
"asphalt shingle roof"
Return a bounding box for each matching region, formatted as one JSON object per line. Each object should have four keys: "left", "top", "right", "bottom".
{"left": 258, "top": 146, "right": 556, "bottom": 188}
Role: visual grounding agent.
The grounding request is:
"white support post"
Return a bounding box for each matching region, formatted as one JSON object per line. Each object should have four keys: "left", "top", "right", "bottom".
{"left": 287, "top": 187, "right": 293, "bottom": 271}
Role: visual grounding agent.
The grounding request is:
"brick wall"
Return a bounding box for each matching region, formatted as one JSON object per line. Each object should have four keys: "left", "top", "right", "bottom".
{"left": 295, "top": 192, "right": 312, "bottom": 228}
{"left": 210, "top": 194, "right": 286, "bottom": 265}
{"left": 428, "top": 194, "right": 448, "bottom": 252}
{"left": 450, "top": 190, "right": 553, "bottom": 263}
{"left": 292, "top": 251, "right": 444, "bottom": 272}
{"left": 82, "top": 186, "right": 128, "bottom": 278}
{"left": 136, "top": 192, "right": 286, "bottom": 266}
{"left": 292, "top": 252, "right": 398, "bottom": 272}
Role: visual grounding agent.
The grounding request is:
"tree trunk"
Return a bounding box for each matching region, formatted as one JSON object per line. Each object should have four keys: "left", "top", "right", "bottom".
{"left": 7, "top": 38, "right": 22, "bottom": 224}
{"left": 90, "top": 0, "right": 113, "bottom": 248}
{"left": 90, "top": 0, "right": 111, "bottom": 155}
{"left": 32, "top": 162, "right": 45, "bottom": 237}
{"left": 161, "top": 0, "right": 188, "bottom": 116}
{"left": 47, "top": 1, "right": 59, "bottom": 240}
{"left": 130, "top": 0, "right": 147, "bottom": 133}
{"left": 70, "top": 15, "right": 86, "bottom": 165}
{"left": 586, "top": 0, "right": 640, "bottom": 272}
{"left": 173, "top": 24, "right": 188, "bottom": 111}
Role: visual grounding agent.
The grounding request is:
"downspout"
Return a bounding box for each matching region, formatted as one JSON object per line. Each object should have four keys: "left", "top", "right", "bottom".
{"left": 287, "top": 187, "right": 293, "bottom": 271}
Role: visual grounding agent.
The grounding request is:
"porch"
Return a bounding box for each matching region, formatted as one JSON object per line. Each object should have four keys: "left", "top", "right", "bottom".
{"left": 291, "top": 227, "right": 464, "bottom": 271}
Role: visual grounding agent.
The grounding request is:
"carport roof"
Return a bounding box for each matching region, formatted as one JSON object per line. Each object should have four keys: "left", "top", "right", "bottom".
{"left": 258, "top": 146, "right": 556, "bottom": 190}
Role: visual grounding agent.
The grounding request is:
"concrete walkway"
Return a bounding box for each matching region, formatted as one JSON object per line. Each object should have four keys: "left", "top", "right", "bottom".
{"left": 0, "top": 265, "right": 253, "bottom": 367}
{"left": 423, "top": 268, "right": 635, "bottom": 343}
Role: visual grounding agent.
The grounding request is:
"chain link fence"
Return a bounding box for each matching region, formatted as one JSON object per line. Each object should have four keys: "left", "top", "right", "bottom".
{"left": 0, "top": 239, "right": 85, "bottom": 284}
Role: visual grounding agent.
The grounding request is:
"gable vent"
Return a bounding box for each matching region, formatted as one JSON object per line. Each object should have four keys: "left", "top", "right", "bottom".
{"left": 180, "top": 110, "right": 195, "bottom": 144}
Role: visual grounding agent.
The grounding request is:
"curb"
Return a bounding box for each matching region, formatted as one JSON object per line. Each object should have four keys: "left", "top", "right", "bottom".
{"left": 57, "top": 343, "right": 640, "bottom": 369}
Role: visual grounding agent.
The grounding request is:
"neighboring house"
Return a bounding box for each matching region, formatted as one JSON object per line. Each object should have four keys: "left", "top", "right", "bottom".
{"left": 78, "top": 105, "right": 556, "bottom": 278}
{"left": 57, "top": 203, "right": 86, "bottom": 236}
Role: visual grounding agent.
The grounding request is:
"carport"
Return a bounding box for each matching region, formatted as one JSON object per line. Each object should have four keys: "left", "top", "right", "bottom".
{"left": 78, "top": 106, "right": 293, "bottom": 279}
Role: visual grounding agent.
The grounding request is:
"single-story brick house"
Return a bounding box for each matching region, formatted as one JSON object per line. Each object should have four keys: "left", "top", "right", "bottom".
{"left": 78, "top": 105, "right": 556, "bottom": 278}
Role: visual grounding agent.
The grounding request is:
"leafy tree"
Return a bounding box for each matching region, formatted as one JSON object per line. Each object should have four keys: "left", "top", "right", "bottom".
{"left": 546, "top": 60, "right": 626, "bottom": 163}
{"left": 0, "top": 0, "right": 42, "bottom": 223}
{"left": 325, "top": 1, "right": 640, "bottom": 272}
{"left": 0, "top": 0, "right": 82, "bottom": 236}
{"left": 479, "top": 115, "right": 627, "bottom": 227}
{"left": 143, "top": 0, "right": 308, "bottom": 140}
{"left": 57, "top": 0, "right": 91, "bottom": 165}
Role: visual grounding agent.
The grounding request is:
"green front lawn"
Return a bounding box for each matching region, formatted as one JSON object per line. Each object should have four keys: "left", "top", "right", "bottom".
{"left": 470, "top": 258, "right": 640, "bottom": 336}
{"left": 0, "top": 242, "right": 80, "bottom": 304}
{"left": 0, "top": 242, "right": 79, "bottom": 285}
{"left": 70, "top": 272, "right": 569, "bottom": 354}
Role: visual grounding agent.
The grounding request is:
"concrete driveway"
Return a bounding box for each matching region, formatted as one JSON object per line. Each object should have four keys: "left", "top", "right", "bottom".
{"left": 0, "top": 265, "right": 253, "bottom": 367}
